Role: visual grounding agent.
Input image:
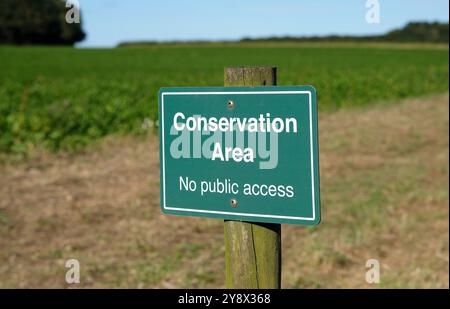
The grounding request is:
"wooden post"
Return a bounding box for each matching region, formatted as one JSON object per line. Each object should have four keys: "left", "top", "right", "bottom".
{"left": 224, "top": 67, "right": 281, "bottom": 289}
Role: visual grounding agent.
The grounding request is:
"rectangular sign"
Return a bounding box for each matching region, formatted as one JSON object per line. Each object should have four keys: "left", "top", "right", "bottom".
{"left": 158, "top": 86, "right": 320, "bottom": 225}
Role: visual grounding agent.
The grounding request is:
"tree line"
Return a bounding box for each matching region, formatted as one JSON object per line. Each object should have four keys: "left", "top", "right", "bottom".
{"left": 240, "top": 22, "right": 449, "bottom": 44}
{"left": 119, "top": 22, "right": 449, "bottom": 47}
{"left": 0, "top": 0, "right": 85, "bottom": 45}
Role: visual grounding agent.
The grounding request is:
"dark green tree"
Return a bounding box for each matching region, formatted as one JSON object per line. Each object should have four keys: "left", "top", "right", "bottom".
{"left": 0, "top": 0, "right": 85, "bottom": 45}
{"left": 386, "top": 22, "right": 449, "bottom": 43}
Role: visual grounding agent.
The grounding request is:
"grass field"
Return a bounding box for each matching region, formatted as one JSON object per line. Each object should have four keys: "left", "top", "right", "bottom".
{"left": 0, "top": 45, "right": 448, "bottom": 155}
{"left": 0, "top": 94, "right": 447, "bottom": 288}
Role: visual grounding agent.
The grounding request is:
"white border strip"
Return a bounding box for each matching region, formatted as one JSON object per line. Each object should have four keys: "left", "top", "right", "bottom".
{"left": 161, "top": 91, "right": 315, "bottom": 221}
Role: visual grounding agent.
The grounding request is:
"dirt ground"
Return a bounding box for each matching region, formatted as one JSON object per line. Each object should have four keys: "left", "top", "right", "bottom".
{"left": 0, "top": 94, "right": 448, "bottom": 288}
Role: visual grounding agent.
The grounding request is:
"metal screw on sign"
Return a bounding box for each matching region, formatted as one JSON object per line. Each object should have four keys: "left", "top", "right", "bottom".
{"left": 230, "top": 198, "right": 238, "bottom": 208}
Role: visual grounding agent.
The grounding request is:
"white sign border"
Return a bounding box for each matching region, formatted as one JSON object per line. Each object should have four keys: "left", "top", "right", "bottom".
{"left": 161, "top": 90, "right": 316, "bottom": 221}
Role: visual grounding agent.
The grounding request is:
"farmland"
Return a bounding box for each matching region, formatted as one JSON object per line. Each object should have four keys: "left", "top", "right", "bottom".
{"left": 0, "top": 43, "right": 448, "bottom": 288}
{"left": 0, "top": 94, "right": 448, "bottom": 288}
{"left": 0, "top": 45, "right": 448, "bottom": 155}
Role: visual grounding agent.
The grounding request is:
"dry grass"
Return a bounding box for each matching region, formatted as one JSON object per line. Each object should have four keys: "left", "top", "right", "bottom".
{"left": 0, "top": 94, "right": 448, "bottom": 288}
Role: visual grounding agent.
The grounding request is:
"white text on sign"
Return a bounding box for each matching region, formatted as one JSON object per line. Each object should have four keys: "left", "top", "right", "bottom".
{"left": 170, "top": 113, "right": 299, "bottom": 169}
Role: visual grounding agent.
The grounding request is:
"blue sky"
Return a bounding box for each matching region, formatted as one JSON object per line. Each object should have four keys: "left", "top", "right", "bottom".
{"left": 76, "top": 0, "right": 449, "bottom": 47}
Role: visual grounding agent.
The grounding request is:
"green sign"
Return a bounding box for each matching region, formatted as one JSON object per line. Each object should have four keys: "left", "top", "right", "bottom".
{"left": 158, "top": 86, "right": 320, "bottom": 225}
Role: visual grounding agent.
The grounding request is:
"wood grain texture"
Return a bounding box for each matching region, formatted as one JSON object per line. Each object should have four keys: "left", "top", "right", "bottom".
{"left": 224, "top": 66, "right": 281, "bottom": 289}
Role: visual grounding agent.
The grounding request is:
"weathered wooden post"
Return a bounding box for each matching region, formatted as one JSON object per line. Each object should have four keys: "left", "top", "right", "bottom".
{"left": 224, "top": 67, "right": 281, "bottom": 289}
{"left": 159, "top": 67, "right": 319, "bottom": 289}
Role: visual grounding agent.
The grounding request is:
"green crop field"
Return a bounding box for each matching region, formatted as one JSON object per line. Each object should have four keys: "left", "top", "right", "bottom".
{"left": 0, "top": 45, "right": 448, "bottom": 155}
